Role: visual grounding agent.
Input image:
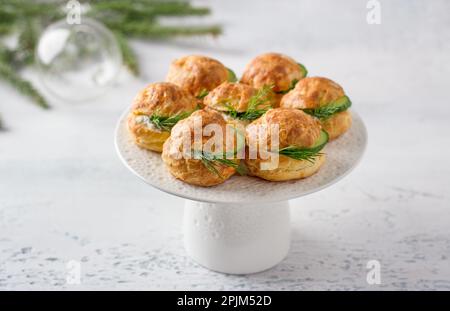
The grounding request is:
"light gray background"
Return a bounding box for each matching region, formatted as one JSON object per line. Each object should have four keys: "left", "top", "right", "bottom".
{"left": 1, "top": 0, "right": 449, "bottom": 290}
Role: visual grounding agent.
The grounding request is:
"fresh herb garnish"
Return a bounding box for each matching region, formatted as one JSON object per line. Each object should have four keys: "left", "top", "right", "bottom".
{"left": 278, "top": 130, "right": 329, "bottom": 163}
{"left": 227, "top": 68, "right": 237, "bottom": 82}
{"left": 279, "top": 146, "right": 323, "bottom": 163}
{"left": 193, "top": 150, "right": 247, "bottom": 178}
{"left": 197, "top": 88, "right": 209, "bottom": 99}
{"left": 222, "top": 85, "right": 273, "bottom": 121}
{"left": 302, "top": 96, "right": 352, "bottom": 120}
{"left": 137, "top": 111, "right": 192, "bottom": 132}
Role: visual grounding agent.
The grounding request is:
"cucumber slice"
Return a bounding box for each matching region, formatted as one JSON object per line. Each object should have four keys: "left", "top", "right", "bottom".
{"left": 302, "top": 95, "right": 352, "bottom": 120}
{"left": 227, "top": 68, "right": 237, "bottom": 82}
{"left": 328, "top": 95, "right": 352, "bottom": 111}
{"left": 297, "top": 62, "right": 308, "bottom": 77}
{"left": 309, "top": 130, "right": 329, "bottom": 152}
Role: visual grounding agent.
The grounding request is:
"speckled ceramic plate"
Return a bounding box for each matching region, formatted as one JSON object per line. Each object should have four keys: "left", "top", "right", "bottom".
{"left": 115, "top": 110, "right": 367, "bottom": 203}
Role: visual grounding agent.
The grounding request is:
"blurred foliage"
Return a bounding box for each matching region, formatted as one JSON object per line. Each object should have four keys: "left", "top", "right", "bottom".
{"left": 0, "top": 0, "right": 220, "bottom": 125}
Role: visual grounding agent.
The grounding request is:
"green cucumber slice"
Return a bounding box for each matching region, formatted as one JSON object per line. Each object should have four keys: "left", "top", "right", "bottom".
{"left": 297, "top": 62, "right": 308, "bottom": 77}
{"left": 227, "top": 68, "right": 237, "bottom": 82}
{"left": 302, "top": 95, "right": 352, "bottom": 120}
{"left": 309, "top": 130, "right": 329, "bottom": 152}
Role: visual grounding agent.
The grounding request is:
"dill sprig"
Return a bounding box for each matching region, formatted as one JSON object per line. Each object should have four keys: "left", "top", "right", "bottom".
{"left": 137, "top": 111, "right": 192, "bottom": 132}
{"left": 278, "top": 146, "right": 323, "bottom": 164}
{"left": 302, "top": 96, "right": 352, "bottom": 120}
{"left": 223, "top": 85, "right": 273, "bottom": 121}
{"left": 193, "top": 150, "right": 247, "bottom": 178}
{"left": 196, "top": 88, "right": 209, "bottom": 99}
{"left": 279, "top": 131, "right": 329, "bottom": 163}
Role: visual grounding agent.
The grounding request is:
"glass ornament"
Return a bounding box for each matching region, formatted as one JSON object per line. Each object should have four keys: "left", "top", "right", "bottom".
{"left": 36, "top": 18, "right": 122, "bottom": 102}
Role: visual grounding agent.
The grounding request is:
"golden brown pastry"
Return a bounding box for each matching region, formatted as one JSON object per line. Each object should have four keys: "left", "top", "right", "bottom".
{"left": 245, "top": 108, "right": 328, "bottom": 181}
{"left": 127, "top": 82, "right": 198, "bottom": 152}
{"left": 162, "top": 109, "right": 244, "bottom": 187}
{"left": 203, "top": 82, "right": 274, "bottom": 128}
{"left": 280, "top": 77, "right": 352, "bottom": 140}
{"left": 240, "top": 52, "right": 308, "bottom": 105}
{"left": 166, "top": 55, "right": 236, "bottom": 99}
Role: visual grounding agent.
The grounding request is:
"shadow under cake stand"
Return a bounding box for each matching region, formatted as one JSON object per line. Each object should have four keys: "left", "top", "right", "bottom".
{"left": 115, "top": 111, "right": 367, "bottom": 274}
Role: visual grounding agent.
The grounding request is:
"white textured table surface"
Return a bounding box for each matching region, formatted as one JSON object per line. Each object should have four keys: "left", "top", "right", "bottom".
{"left": 1, "top": 0, "right": 450, "bottom": 290}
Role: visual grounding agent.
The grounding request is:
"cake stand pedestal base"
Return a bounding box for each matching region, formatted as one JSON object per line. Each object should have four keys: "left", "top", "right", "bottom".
{"left": 183, "top": 200, "right": 291, "bottom": 274}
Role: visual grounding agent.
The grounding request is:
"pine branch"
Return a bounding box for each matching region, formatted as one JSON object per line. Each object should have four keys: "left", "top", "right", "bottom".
{"left": 114, "top": 32, "right": 139, "bottom": 76}
{"left": 16, "top": 19, "right": 41, "bottom": 65}
{"left": 1, "top": 1, "right": 61, "bottom": 17}
{"left": 0, "top": 113, "right": 5, "bottom": 131}
{"left": 104, "top": 21, "right": 221, "bottom": 38}
{"left": 0, "top": 62, "right": 49, "bottom": 109}
{"left": 0, "top": 0, "right": 221, "bottom": 113}
{"left": 0, "top": 44, "right": 14, "bottom": 63}
{"left": 90, "top": 0, "right": 211, "bottom": 18}
{"left": 0, "top": 24, "right": 14, "bottom": 35}
{"left": 0, "top": 10, "right": 17, "bottom": 34}
{"left": 0, "top": 43, "right": 48, "bottom": 108}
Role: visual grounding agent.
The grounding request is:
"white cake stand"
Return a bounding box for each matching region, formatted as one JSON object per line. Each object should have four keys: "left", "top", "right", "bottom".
{"left": 115, "top": 110, "right": 367, "bottom": 274}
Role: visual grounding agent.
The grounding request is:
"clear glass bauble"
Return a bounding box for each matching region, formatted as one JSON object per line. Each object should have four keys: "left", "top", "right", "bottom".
{"left": 36, "top": 18, "right": 122, "bottom": 102}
